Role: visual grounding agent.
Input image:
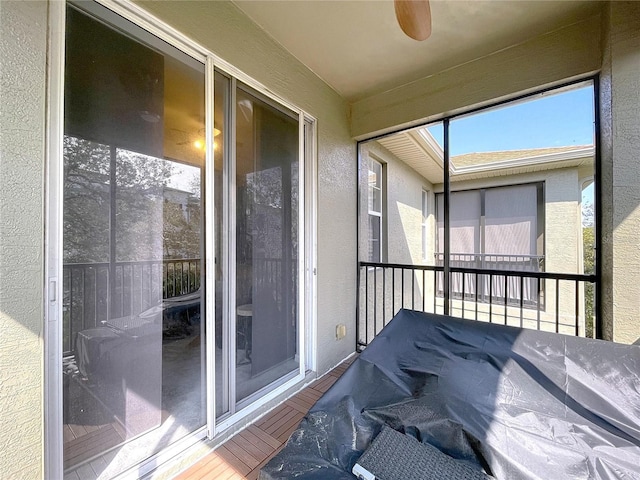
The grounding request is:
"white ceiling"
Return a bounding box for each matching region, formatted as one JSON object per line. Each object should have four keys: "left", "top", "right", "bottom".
{"left": 232, "top": 0, "right": 602, "bottom": 102}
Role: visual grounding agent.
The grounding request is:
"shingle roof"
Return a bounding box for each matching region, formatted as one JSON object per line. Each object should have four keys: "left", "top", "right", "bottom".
{"left": 451, "top": 145, "right": 593, "bottom": 168}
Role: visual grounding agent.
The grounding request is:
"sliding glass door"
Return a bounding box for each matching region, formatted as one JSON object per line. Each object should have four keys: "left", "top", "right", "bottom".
{"left": 62, "top": 4, "right": 206, "bottom": 478}
{"left": 216, "top": 80, "right": 302, "bottom": 418}
{"left": 59, "top": 3, "right": 308, "bottom": 477}
{"left": 234, "top": 85, "right": 300, "bottom": 405}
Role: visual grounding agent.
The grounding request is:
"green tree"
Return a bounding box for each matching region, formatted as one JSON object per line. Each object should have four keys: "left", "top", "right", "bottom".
{"left": 583, "top": 226, "right": 595, "bottom": 337}
{"left": 63, "top": 136, "right": 111, "bottom": 263}
{"left": 64, "top": 135, "right": 202, "bottom": 263}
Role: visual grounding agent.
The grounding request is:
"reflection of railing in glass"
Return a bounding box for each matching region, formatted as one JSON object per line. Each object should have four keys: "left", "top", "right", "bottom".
{"left": 435, "top": 252, "right": 544, "bottom": 307}
{"left": 62, "top": 258, "right": 200, "bottom": 355}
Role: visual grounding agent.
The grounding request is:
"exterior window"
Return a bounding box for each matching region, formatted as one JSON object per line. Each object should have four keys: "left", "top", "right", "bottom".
{"left": 436, "top": 183, "right": 544, "bottom": 305}
{"left": 368, "top": 158, "right": 383, "bottom": 262}
{"left": 422, "top": 189, "right": 428, "bottom": 261}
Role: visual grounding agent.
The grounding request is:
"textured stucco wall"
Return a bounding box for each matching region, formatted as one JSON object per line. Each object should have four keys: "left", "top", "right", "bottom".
{"left": 360, "top": 142, "right": 434, "bottom": 266}
{"left": 602, "top": 2, "right": 640, "bottom": 344}
{"left": 599, "top": 4, "right": 614, "bottom": 341}
{"left": 351, "top": 15, "right": 601, "bottom": 140}
{"left": 136, "top": 1, "right": 356, "bottom": 374}
{"left": 542, "top": 170, "right": 583, "bottom": 276}
{"left": 438, "top": 169, "right": 584, "bottom": 332}
{"left": 0, "top": 1, "right": 48, "bottom": 478}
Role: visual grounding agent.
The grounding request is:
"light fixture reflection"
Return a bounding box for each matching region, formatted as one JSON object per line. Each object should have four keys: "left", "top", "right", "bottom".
{"left": 193, "top": 139, "right": 217, "bottom": 151}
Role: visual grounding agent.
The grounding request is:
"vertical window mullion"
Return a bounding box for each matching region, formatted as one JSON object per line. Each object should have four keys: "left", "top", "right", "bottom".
{"left": 443, "top": 118, "right": 450, "bottom": 315}
{"left": 205, "top": 56, "right": 216, "bottom": 438}
{"left": 226, "top": 77, "right": 238, "bottom": 417}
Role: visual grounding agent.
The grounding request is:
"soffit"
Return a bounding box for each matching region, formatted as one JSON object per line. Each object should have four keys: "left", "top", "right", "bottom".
{"left": 375, "top": 132, "right": 594, "bottom": 185}
{"left": 231, "top": 0, "right": 602, "bottom": 102}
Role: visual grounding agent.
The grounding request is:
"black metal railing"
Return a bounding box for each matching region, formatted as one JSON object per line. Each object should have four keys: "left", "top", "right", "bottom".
{"left": 436, "top": 252, "right": 544, "bottom": 271}
{"left": 63, "top": 258, "right": 200, "bottom": 355}
{"left": 435, "top": 253, "right": 544, "bottom": 307}
{"left": 357, "top": 261, "right": 596, "bottom": 351}
{"left": 62, "top": 256, "right": 296, "bottom": 356}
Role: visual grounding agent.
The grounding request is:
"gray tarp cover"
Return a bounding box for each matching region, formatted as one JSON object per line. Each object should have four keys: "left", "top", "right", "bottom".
{"left": 260, "top": 309, "right": 640, "bottom": 479}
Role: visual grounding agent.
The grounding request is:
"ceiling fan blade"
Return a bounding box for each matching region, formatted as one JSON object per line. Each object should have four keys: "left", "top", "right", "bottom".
{"left": 394, "top": 0, "right": 432, "bottom": 41}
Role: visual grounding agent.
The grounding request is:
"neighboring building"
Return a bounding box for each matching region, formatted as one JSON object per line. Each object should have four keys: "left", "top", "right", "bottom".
{"left": 1, "top": 1, "right": 638, "bottom": 479}
{"left": 361, "top": 131, "right": 594, "bottom": 335}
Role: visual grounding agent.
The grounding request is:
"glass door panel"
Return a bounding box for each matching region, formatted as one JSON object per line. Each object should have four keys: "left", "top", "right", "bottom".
{"left": 62, "top": 4, "right": 206, "bottom": 477}
{"left": 235, "top": 85, "right": 300, "bottom": 404}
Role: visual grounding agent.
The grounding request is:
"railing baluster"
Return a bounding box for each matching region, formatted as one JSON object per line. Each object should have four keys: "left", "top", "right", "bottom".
{"left": 461, "top": 271, "right": 465, "bottom": 319}
{"left": 475, "top": 272, "right": 479, "bottom": 321}
{"left": 504, "top": 274, "right": 508, "bottom": 325}
{"left": 489, "top": 273, "right": 493, "bottom": 322}
{"left": 382, "top": 267, "right": 386, "bottom": 325}
{"left": 401, "top": 267, "right": 405, "bottom": 310}
{"left": 392, "top": 268, "right": 396, "bottom": 314}
{"left": 80, "top": 267, "right": 87, "bottom": 328}
{"left": 374, "top": 266, "right": 377, "bottom": 335}
{"left": 537, "top": 277, "right": 541, "bottom": 330}
{"left": 172, "top": 262, "right": 176, "bottom": 298}
{"left": 556, "top": 279, "right": 560, "bottom": 333}
{"left": 422, "top": 269, "right": 426, "bottom": 313}
{"left": 433, "top": 270, "right": 437, "bottom": 314}
{"left": 365, "top": 265, "right": 369, "bottom": 345}
{"left": 163, "top": 262, "right": 167, "bottom": 299}
{"left": 189, "top": 260, "right": 193, "bottom": 293}
{"left": 575, "top": 279, "right": 580, "bottom": 337}
{"left": 519, "top": 275, "right": 524, "bottom": 328}
{"left": 412, "top": 268, "right": 415, "bottom": 310}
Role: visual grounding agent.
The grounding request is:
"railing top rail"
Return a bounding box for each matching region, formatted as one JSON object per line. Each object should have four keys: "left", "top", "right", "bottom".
{"left": 448, "top": 266, "right": 595, "bottom": 282}
{"left": 359, "top": 261, "right": 595, "bottom": 283}
{"left": 63, "top": 258, "right": 201, "bottom": 268}
{"left": 435, "top": 252, "right": 545, "bottom": 259}
{"left": 360, "top": 261, "right": 444, "bottom": 272}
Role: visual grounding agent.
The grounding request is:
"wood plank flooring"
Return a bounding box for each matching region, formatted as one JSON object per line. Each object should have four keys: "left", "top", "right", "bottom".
{"left": 64, "top": 422, "right": 125, "bottom": 470}
{"left": 176, "top": 355, "right": 356, "bottom": 480}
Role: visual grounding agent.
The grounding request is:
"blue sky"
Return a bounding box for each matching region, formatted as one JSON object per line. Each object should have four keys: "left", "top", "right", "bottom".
{"left": 427, "top": 84, "right": 595, "bottom": 156}
{"left": 426, "top": 83, "right": 596, "bottom": 207}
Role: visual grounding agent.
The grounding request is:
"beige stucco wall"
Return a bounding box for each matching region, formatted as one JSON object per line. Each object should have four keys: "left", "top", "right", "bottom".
{"left": 0, "top": 0, "right": 355, "bottom": 477}
{"left": 0, "top": 1, "right": 48, "bottom": 478}
{"left": 350, "top": 4, "right": 640, "bottom": 344}
{"left": 0, "top": 0, "right": 636, "bottom": 476}
{"left": 357, "top": 142, "right": 436, "bottom": 342}
{"left": 360, "top": 142, "right": 434, "bottom": 266}
{"left": 137, "top": 0, "right": 355, "bottom": 379}
{"left": 439, "top": 169, "right": 585, "bottom": 334}
{"left": 600, "top": 2, "right": 640, "bottom": 344}
{"left": 351, "top": 15, "right": 601, "bottom": 140}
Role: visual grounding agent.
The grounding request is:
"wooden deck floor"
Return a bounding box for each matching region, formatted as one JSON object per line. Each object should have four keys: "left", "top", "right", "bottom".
{"left": 175, "top": 355, "right": 356, "bottom": 480}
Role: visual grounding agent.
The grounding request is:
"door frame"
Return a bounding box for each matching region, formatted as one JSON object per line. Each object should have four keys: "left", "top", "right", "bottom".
{"left": 44, "top": 0, "right": 317, "bottom": 478}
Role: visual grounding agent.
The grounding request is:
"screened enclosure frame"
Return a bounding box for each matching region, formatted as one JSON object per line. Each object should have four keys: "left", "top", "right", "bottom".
{"left": 356, "top": 75, "right": 602, "bottom": 340}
